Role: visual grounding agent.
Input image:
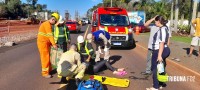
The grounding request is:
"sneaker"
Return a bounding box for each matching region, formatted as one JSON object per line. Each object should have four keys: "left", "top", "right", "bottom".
{"left": 60, "top": 77, "right": 68, "bottom": 84}
{"left": 146, "top": 87, "right": 158, "bottom": 90}
{"left": 159, "top": 83, "right": 167, "bottom": 89}
{"left": 43, "top": 75, "right": 52, "bottom": 78}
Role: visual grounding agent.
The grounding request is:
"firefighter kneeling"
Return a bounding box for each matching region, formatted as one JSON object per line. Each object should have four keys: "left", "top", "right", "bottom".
{"left": 57, "top": 44, "right": 86, "bottom": 86}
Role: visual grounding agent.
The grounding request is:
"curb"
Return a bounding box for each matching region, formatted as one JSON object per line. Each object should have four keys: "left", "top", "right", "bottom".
{"left": 136, "top": 43, "right": 200, "bottom": 82}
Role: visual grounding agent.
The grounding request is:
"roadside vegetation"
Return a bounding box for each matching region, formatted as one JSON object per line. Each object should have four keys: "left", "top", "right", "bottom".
{"left": 0, "top": 0, "right": 49, "bottom": 19}
{"left": 87, "top": 0, "right": 199, "bottom": 42}
{"left": 171, "top": 35, "right": 192, "bottom": 44}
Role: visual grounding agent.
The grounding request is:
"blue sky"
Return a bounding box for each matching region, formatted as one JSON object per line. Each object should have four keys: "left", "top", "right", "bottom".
{"left": 21, "top": 0, "right": 102, "bottom": 19}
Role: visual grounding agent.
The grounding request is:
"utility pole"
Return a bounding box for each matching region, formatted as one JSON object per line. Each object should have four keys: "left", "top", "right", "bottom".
{"left": 75, "top": 10, "right": 79, "bottom": 21}
{"left": 65, "top": 10, "right": 69, "bottom": 21}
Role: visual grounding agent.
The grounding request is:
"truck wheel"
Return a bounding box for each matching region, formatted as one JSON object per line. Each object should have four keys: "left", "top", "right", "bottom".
{"left": 76, "top": 29, "right": 79, "bottom": 33}
{"left": 129, "top": 39, "right": 136, "bottom": 49}
{"left": 79, "top": 29, "right": 81, "bottom": 33}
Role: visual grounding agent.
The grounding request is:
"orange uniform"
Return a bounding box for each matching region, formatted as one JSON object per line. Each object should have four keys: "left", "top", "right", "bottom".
{"left": 37, "top": 21, "right": 56, "bottom": 76}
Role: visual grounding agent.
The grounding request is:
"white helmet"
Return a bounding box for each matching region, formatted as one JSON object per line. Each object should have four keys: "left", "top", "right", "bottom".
{"left": 77, "top": 35, "right": 84, "bottom": 43}
{"left": 58, "top": 15, "right": 64, "bottom": 23}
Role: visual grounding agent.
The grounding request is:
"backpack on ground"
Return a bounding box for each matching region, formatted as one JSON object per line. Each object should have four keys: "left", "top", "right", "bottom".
{"left": 78, "top": 79, "right": 103, "bottom": 90}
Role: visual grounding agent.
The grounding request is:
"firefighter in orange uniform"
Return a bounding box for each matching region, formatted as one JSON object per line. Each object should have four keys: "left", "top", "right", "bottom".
{"left": 37, "top": 13, "right": 60, "bottom": 78}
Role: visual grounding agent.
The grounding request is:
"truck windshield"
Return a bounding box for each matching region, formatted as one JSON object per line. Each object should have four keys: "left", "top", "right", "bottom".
{"left": 100, "top": 14, "right": 129, "bottom": 26}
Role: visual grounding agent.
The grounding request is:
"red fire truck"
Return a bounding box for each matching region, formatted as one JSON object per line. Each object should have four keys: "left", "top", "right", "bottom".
{"left": 91, "top": 7, "right": 135, "bottom": 48}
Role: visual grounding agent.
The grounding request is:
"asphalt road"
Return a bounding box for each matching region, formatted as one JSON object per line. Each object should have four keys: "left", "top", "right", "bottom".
{"left": 0, "top": 25, "right": 199, "bottom": 90}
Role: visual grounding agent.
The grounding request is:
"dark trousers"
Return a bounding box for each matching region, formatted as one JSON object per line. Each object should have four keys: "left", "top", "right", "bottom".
{"left": 82, "top": 56, "right": 116, "bottom": 74}
{"left": 151, "top": 47, "right": 170, "bottom": 89}
{"left": 93, "top": 60, "right": 116, "bottom": 73}
{"left": 57, "top": 42, "right": 67, "bottom": 52}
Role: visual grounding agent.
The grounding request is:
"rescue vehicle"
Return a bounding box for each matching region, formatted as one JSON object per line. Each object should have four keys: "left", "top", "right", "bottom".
{"left": 91, "top": 7, "right": 135, "bottom": 48}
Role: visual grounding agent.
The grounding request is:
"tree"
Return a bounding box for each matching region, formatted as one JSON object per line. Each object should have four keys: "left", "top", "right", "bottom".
{"left": 179, "top": 0, "right": 191, "bottom": 25}
{"left": 190, "top": 0, "right": 198, "bottom": 35}
{"left": 174, "top": 0, "right": 179, "bottom": 33}
{"left": 6, "top": 0, "right": 22, "bottom": 19}
{"left": 86, "top": 3, "right": 103, "bottom": 19}
{"left": 132, "top": 0, "right": 170, "bottom": 20}
{"left": 36, "top": 4, "right": 43, "bottom": 12}
{"left": 0, "top": 4, "right": 7, "bottom": 18}
{"left": 26, "top": 0, "right": 38, "bottom": 8}
{"left": 32, "top": 0, "right": 38, "bottom": 8}
{"left": 42, "top": 4, "right": 47, "bottom": 11}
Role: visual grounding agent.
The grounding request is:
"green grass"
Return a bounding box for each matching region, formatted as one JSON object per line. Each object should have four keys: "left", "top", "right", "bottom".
{"left": 171, "top": 35, "right": 192, "bottom": 44}
{"left": 141, "top": 32, "right": 192, "bottom": 44}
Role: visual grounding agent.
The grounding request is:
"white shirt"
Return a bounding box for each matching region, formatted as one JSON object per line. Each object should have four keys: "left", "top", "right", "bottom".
{"left": 148, "top": 26, "right": 160, "bottom": 49}
{"left": 152, "top": 26, "right": 170, "bottom": 50}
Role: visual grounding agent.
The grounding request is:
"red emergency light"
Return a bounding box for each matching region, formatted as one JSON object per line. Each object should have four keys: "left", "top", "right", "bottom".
{"left": 104, "top": 7, "right": 123, "bottom": 12}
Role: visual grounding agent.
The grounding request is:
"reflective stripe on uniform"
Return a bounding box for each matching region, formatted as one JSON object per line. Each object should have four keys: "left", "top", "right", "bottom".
{"left": 77, "top": 41, "right": 90, "bottom": 55}
{"left": 64, "top": 27, "right": 68, "bottom": 41}
{"left": 77, "top": 43, "right": 81, "bottom": 51}
{"left": 58, "top": 35, "right": 65, "bottom": 37}
{"left": 38, "top": 32, "right": 53, "bottom": 37}
{"left": 88, "top": 49, "right": 93, "bottom": 52}
{"left": 54, "top": 26, "right": 68, "bottom": 43}
{"left": 85, "top": 41, "right": 90, "bottom": 55}
{"left": 54, "top": 26, "right": 59, "bottom": 43}
{"left": 42, "top": 68, "right": 49, "bottom": 71}
{"left": 81, "top": 53, "right": 88, "bottom": 55}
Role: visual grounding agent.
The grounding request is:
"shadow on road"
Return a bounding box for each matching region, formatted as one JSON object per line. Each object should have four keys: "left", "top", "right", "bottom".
{"left": 50, "top": 79, "right": 77, "bottom": 90}
{"left": 109, "top": 55, "right": 122, "bottom": 65}
{"left": 183, "top": 48, "right": 199, "bottom": 56}
{"left": 127, "top": 71, "right": 150, "bottom": 80}
{"left": 50, "top": 69, "right": 57, "bottom": 75}
{"left": 111, "top": 40, "right": 138, "bottom": 50}
{"left": 69, "top": 31, "right": 85, "bottom": 34}
{"left": 96, "top": 55, "right": 122, "bottom": 73}
{"left": 129, "top": 75, "right": 150, "bottom": 81}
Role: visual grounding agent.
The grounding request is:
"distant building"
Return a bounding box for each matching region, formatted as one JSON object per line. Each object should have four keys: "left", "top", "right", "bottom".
{"left": 32, "top": 11, "right": 49, "bottom": 20}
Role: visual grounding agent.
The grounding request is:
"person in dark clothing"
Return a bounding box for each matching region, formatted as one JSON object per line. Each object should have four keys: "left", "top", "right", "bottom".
{"left": 77, "top": 35, "right": 127, "bottom": 76}
{"left": 53, "top": 15, "right": 71, "bottom": 52}
{"left": 146, "top": 15, "right": 170, "bottom": 90}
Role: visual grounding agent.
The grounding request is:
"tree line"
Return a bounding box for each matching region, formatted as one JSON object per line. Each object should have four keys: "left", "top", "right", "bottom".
{"left": 0, "top": 0, "right": 48, "bottom": 19}
{"left": 87, "top": 0, "right": 200, "bottom": 35}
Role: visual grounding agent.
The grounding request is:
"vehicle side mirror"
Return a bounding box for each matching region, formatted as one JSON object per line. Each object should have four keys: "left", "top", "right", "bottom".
{"left": 92, "top": 21, "right": 97, "bottom": 27}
